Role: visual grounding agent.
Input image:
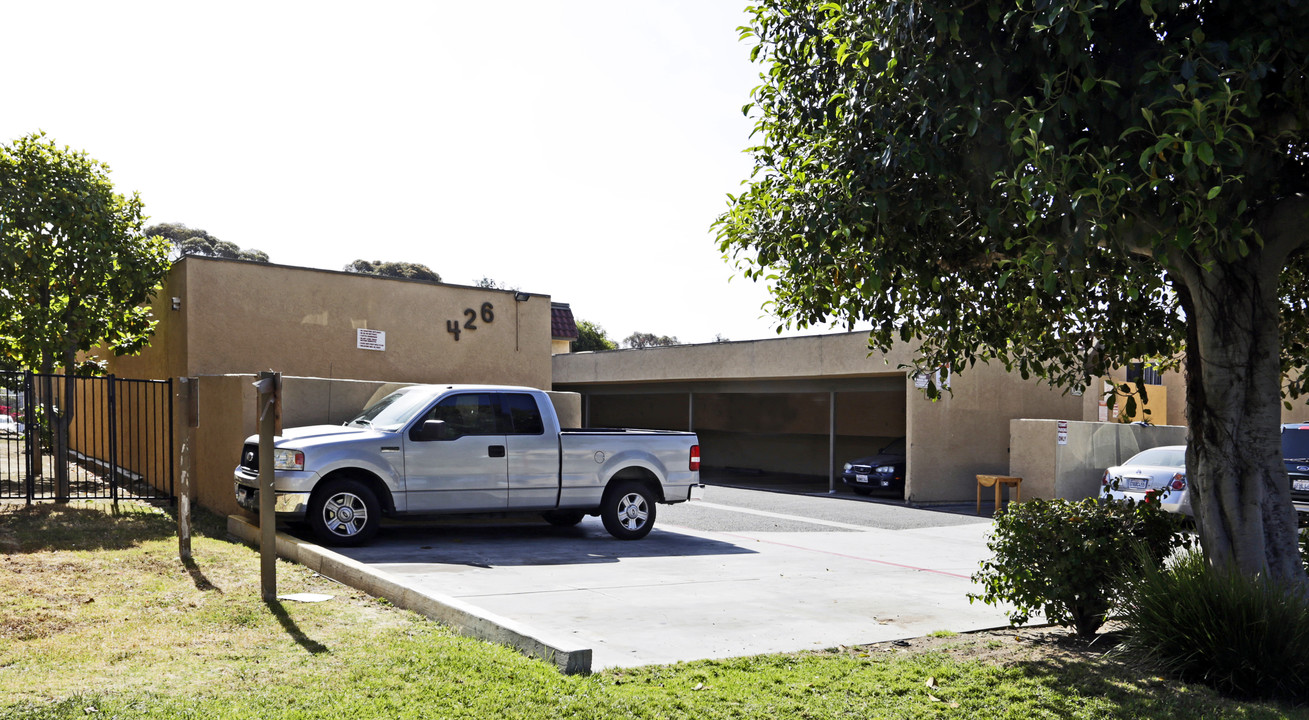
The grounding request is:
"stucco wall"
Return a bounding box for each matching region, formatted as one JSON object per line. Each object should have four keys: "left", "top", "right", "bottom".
{"left": 555, "top": 332, "right": 916, "bottom": 384}
{"left": 902, "top": 362, "right": 1086, "bottom": 503}
{"left": 1009, "top": 419, "right": 1188, "bottom": 501}
{"left": 110, "top": 258, "right": 553, "bottom": 389}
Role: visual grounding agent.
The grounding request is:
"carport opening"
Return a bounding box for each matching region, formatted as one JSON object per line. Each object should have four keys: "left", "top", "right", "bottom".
{"left": 583, "top": 388, "right": 907, "bottom": 499}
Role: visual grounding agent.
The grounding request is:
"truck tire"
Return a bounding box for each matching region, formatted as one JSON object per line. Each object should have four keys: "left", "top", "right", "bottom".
{"left": 542, "top": 510, "right": 586, "bottom": 527}
{"left": 601, "top": 481, "right": 656, "bottom": 540}
{"left": 308, "top": 477, "right": 381, "bottom": 547}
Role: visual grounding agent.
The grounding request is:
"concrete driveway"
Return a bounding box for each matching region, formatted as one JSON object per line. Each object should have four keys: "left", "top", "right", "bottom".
{"left": 318, "top": 486, "right": 1014, "bottom": 671}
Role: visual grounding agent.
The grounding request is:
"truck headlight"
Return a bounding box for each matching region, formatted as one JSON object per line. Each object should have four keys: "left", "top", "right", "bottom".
{"left": 273, "top": 449, "right": 305, "bottom": 471}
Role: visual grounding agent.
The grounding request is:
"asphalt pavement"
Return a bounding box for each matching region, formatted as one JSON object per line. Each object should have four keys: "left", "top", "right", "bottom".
{"left": 314, "top": 485, "right": 1015, "bottom": 671}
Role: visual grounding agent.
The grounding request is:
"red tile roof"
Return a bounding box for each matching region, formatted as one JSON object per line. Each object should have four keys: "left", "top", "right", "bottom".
{"left": 551, "top": 302, "right": 579, "bottom": 340}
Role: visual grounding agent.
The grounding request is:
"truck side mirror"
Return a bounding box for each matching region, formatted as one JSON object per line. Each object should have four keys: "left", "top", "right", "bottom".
{"left": 411, "top": 419, "right": 459, "bottom": 442}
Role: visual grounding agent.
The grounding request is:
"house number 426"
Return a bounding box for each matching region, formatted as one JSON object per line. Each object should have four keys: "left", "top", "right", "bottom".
{"left": 447, "top": 302, "right": 494, "bottom": 341}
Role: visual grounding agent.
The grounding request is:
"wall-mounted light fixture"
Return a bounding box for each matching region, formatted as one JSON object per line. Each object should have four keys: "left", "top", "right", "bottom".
{"left": 513, "top": 291, "right": 529, "bottom": 302}
{"left": 171, "top": 297, "right": 181, "bottom": 311}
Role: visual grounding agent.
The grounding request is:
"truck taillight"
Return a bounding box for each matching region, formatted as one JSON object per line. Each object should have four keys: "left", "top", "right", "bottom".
{"left": 689, "top": 445, "right": 700, "bottom": 472}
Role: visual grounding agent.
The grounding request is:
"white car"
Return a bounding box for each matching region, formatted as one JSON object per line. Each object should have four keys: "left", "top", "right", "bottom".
{"left": 1100, "top": 445, "right": 1191, "bottom": 516}
{"left": 0, "top": 415, "right": 22, "bottom": 436}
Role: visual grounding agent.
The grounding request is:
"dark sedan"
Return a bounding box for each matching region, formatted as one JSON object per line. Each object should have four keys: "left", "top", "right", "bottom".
{"left": 841, "top": 437, "right": 906, "bottom": 496}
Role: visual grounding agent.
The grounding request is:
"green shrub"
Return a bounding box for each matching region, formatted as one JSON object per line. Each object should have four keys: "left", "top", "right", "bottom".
{"left": 1118, "top": 548, "right": 1309, "bottom": 703}
{"left": 969, "top": 497, "right": 1190, "bottom": 637}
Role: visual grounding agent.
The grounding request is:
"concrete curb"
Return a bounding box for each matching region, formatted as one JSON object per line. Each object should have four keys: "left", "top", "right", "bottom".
{"left": 226, "top": 515, "right": 593, "bottom": 674}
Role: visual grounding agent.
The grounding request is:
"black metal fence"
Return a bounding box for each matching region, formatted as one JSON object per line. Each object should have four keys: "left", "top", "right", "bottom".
{"left": 0, "top": 372, "right": 174, "bottom": 503}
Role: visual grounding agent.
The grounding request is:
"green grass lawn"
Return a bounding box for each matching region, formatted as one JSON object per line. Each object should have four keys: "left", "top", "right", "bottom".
{"left": 0, "top": 501, "right": 1302, "bottom": 719}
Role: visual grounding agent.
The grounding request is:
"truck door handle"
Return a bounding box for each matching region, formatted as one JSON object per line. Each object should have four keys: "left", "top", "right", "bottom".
{"left": 489, "top": 445, "right": 506, "bottom": 458}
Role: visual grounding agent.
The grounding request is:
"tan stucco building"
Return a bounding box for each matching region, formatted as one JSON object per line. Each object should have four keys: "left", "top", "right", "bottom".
{"left": 97, "top": 257, "right": 1309, "bottom": 515}
{"left": 110, "top": 257, "right": 556, "bottom": 388}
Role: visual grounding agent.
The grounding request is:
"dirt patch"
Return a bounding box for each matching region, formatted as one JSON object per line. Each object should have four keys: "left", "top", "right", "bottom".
{"left": 818, "top": 622, "right": 1134, "bottom": 669}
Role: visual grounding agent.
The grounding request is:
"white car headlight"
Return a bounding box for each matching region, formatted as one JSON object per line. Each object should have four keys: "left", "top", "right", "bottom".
{"left": 273, "top": 449, "right": 305, "bottom": 471}
{"left": 843, "top": 463, "right": 853, "bottom": 472}
{"left": 876, "top": 465, "right": 896, "bottom": 474}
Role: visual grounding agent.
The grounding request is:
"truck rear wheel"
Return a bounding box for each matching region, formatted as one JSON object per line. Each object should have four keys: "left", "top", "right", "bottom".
{"left": 308, "top": 478, "right": 381, "bottom": 546}
{"left": 601, "top": 481, "right": 656, "bottom": 540}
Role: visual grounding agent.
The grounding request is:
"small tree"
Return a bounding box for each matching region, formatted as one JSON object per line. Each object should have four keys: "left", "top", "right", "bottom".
{"left": 474, "top": 276, "right": 519, "bottom": 291}
{"left": 623, "top": 332, "right": 680, "bottom": 349}
{"left": 0, "top": 132, "right": 172, "bottom": 497}
{"left": 345, "top": 259, "right": 441, "bottom": 283}
{"left": 574, "top": 320, "right": 618, "bottom": 352}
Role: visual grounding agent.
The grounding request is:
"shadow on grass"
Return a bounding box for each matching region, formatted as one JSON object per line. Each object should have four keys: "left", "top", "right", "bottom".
{"left": 0, "top": 500, "right": 177, "bottom": 553}
{"left": 265, "top": 599, "right": 329, "bottom": 655}
{"left": 181, "top": 554, "right": 221, "bottom": 592}
{"left": 996, "top": 635, "right": 1304, "bottom": 718}
{"left": 0, "top": 499, "right": 240, "bottom": 556}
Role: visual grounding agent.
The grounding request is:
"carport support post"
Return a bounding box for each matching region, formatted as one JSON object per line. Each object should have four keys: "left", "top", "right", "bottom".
{"left": 829, "top": 392, "right": 837, "bottom": 493}
{"left": 257, "top": 371, "right": 281, "bottom": 602}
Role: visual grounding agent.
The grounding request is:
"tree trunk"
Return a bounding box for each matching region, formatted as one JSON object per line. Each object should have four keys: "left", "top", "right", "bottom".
{"left": 53, "top": 348, "right": 79, "bottom": 503}
{"left": 1176, "top": 256, "right": 1306, "bottom": 589}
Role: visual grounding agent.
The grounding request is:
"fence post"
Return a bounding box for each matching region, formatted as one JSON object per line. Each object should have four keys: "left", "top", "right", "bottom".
{"left": 107, "top": 376, "right": 119, "bottom": 503}
{"left": 167, "top": 377, "right": 176, "bottom": 503}
{"left": 23, "top": 371, "right": 35, "bottom": 504}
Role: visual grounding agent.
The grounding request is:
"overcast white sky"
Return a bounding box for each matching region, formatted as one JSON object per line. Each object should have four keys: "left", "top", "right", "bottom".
{"left": 4, "top": 1, "right": 855, "bottom": 345}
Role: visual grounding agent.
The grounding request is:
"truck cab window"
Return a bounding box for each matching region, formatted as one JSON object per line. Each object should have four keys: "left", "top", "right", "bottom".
{"left": 499, "top": 393, "right": 544, "bottom": 435}
{"left": 427, "top": 393, "right": 499, "bottom": 436}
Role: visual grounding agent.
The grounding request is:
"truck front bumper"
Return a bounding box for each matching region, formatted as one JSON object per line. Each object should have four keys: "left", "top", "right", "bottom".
{"left": 235, "top": 482, "right": 313, "bottom": 516}
{"left": 234, "top": 467, "right": 317, "bottom": 517}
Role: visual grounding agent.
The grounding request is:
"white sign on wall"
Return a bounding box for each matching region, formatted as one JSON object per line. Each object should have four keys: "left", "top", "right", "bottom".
{"left": 356, "top": 328, "right": 386, "bottom": 351}
{"left": 1057, "top": 420, "right": 1069, "bottom": 445}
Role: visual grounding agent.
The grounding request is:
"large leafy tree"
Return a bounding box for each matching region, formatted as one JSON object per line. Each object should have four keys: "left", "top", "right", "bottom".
{"left": 0, "top": 132, "right": 172, "bottom": 496}
{"left": 716, "top": 1, "right": 1309, "bottom": 586}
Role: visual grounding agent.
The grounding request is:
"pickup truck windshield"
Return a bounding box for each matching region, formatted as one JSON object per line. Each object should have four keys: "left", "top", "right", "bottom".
{"left": 346, "top": 386, "right": 442, "bottom": 431}
{"left": 1283, "top": 427, "right": 1309, "bottom": 461}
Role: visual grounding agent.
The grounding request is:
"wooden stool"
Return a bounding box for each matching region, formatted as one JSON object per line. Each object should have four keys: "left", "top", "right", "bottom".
{"left": 976, "top": 475, "right": 1022, "bottom": 515}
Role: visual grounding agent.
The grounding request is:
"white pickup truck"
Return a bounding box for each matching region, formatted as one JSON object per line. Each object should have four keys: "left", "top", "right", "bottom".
{"left": 233, "top": 384, "right": 702, "bottom": 546}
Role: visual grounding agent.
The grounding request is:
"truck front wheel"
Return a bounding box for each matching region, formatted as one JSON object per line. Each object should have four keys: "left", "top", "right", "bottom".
{"left": 308, "top": 478, "right": 381, "bottom": 546}
{"left": 601, "top": 481, "right": 656, "bottom": 540}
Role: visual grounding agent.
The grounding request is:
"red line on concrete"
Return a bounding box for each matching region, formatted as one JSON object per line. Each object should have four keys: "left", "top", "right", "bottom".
{"left": 710, "top": 530, "right": 975, "bottom": 580}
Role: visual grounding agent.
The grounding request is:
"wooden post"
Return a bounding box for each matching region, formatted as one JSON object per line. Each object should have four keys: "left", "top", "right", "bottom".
{"left": 177, "top": 377, "right": 193, "bottom": 561}
{"left": 256, "top": 371, "right": 281, "bottom": 602}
